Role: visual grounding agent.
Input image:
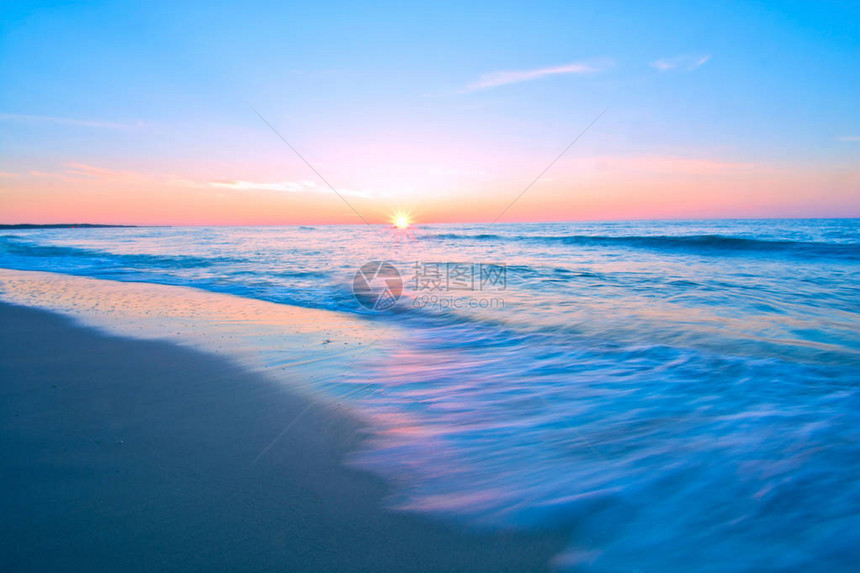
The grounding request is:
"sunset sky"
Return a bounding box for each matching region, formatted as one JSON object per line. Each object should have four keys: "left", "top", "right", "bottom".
{"left": 1, "top": 0, "right": 858, "bottom": 225}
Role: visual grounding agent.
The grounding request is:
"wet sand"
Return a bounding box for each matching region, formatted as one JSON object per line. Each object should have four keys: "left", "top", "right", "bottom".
{"left": 0, "top": 301, "right": 566, "bottom": 572}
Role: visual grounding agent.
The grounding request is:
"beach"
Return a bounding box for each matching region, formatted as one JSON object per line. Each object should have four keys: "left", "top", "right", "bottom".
{"left": 3, "top": 0, "right": 860, "bottom": 568}
{"left": 0, "top": 297, "right": 566, "bottom": 572}
{"left": 2, "top": 219, "right": 859, "bottom": 571}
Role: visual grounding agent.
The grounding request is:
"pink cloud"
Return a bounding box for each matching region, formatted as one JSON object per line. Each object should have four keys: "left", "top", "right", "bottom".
{"left": 464, "top": 60, "right": 611, "bottom": 91}
{"left": 650, "top": 54, "right": 710, "bottom": 72}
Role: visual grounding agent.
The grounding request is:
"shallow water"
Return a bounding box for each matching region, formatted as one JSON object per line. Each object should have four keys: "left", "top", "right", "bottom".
{"left": 2, "top": 219, "right": 859, "bottom": 571}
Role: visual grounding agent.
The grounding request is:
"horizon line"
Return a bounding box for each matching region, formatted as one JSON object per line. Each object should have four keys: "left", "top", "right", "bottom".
{"left": 3, "top": 215, "right": 859, "bottom": 229}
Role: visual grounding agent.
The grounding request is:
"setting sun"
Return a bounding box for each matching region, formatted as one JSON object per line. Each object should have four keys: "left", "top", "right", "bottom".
{"left": 392, "top": 211, "right": 412, "bottom": 230}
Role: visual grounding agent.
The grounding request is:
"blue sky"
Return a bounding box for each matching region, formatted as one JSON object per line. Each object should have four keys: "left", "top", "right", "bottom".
{"left": 1, "top": 1, "right": 858, "bottom": 223}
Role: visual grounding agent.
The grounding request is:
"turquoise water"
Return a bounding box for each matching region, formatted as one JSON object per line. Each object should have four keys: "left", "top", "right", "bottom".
{"left": 2, "top": 219, "right": 859, "bottom": 571}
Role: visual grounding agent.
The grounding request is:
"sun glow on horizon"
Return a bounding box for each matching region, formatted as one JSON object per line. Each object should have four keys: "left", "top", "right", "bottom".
{"left": 392, "top": 211, "right": 412, "bottom": 230}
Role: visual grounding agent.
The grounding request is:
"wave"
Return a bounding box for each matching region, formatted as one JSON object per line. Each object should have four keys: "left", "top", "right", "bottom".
{"left": 424, "top": 232, "right": 860, "bottom": 259}
{"left": 0, "top": 237, "right": 239, "bottom": 268}
{"left": 430, "top": 233, "right": 503, "bottom": 240}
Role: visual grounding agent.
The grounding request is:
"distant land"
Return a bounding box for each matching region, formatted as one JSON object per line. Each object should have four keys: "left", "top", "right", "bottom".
{"left": 0, "top": 224, "right": 137, "bottom": 229}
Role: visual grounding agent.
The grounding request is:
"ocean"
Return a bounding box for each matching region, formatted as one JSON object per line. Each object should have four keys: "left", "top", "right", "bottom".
{"left": 2, "top": 219, "right": 859, "bottom": 571}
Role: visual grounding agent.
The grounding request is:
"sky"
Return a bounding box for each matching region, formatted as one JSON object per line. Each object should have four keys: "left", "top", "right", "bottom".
{"left": 1, "top": 0, "right": 858, "bottom": 225}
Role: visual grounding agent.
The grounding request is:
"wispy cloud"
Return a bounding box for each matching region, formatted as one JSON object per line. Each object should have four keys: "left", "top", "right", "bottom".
{"left": 0, "top": 112, "right": 141, "bottom": 129}
{"left": 650, "top": 54, "right": 710, "bottom": 72}
{"left": 18, "top": 163, "right": 377, "bottom": 200}
{"left": 28, "top": 170, "right": 70, "bottom": 180}
{"left": 837, "top": 136, "right": 860, "bottom": 141}
{"left": 463, "top": 60, "right": 610, "bottom": 92}
{"left": 210, "top": 179, "right": 374, "bottom": 199}
{"left": 26, "top": 163, "right": 151, "bottom": 184}
{"left": 210, "top": 180, "right": 316, "bottom": 193}
{"left": 64, "top": 162, "right": 144, "bottom": 180}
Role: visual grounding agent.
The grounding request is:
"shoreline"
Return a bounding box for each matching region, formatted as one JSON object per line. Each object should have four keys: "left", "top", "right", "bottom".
{"left": 0, "top": 268, "right": 390, "bottom": 401}
{"left": 0, "top": 300, "right": 567, "bottom": 571}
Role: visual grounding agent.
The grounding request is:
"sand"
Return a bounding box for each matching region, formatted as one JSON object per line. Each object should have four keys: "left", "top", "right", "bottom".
{"left": 0, "top": 300, "right": 566, "bottom": 572}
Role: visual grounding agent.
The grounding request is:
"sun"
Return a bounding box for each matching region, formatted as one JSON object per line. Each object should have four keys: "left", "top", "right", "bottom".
{"left": 391, "top": 211, "right": 412, "bottom": 230}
